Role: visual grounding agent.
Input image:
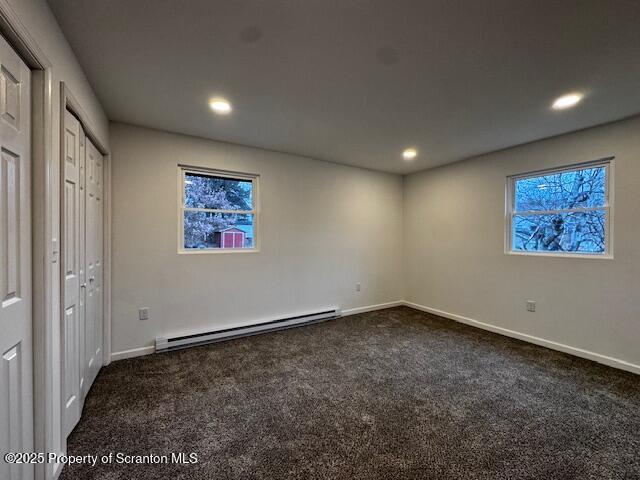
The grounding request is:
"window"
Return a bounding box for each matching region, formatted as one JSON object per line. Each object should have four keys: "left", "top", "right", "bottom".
{"left": 179, "top": 167, "right": 258, "bottom": 252}
{"left": 506, "top": 159, "right": 613, "bottom": 256}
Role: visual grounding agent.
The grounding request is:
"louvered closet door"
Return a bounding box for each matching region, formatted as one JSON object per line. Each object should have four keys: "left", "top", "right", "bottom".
{"left": 84, "top": 138, "right": 103, "bottom": 388}
{"left": 0, "top": 34, "right": 33, "bottom": 480}
{"left": 62, "top": 110, "right": 81, "bottom": 436}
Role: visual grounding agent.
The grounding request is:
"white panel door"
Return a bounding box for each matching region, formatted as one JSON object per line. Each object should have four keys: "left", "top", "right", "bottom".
{"left": 62, "top": 110, "right": 81, "bottom": 436}
{"left": 0, "top": 34, "right": 33, "bottom": 480}
{"left": 78, "top": 129, "right": 86, "bottom": 400}
{"left": 84, "top": 138, "right": 103, "bottom": 389}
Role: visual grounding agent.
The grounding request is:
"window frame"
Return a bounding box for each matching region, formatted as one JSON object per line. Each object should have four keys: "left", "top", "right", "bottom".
{"left": 505, "top": 157, "right": 614, "bottom": 259}
{"left": 178, "top": 165, "right": 259, "bottom": 254}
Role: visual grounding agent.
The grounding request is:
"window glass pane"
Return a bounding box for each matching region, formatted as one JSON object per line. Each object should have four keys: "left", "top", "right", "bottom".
{"left": 514, "top": 166, "right": 606, "bottom": 212}
{"left": 183, "top": 212, "right": 254, "bottom": 249}
{"left": 184, "top": 173, "right": 253, "bottom": 210}
{"left": 512, "top": 211, "right": 606, "bottom": 253}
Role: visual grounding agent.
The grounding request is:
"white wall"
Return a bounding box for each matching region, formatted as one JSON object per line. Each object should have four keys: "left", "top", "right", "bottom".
{"left": 110, "top": 123, "right": 404, "bottom": 355}
{"left": 4, "top": 1, "right": 109, "bottom": 478}
{"left": 404, "top": 115, "right": 640, "bottom": 370}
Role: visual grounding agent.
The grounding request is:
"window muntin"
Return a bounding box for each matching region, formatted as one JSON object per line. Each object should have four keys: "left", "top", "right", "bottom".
{"left": 507, "top": 160, "right": 612, "bottom": 256}
{"left": 180, "top": 168, "right": 257, "bottom": 252}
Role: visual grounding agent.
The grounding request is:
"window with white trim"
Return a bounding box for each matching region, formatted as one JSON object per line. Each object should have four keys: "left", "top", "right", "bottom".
{"left": 507, "top": 159, "right": 612, "bottom": 256}
{"left": 179, "top": 167, "right": 258, "bottom": 252}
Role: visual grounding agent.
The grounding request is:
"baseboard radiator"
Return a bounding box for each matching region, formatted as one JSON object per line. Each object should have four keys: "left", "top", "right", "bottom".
{"left": 155, "top": 308, "right": 341, "bottom": 353}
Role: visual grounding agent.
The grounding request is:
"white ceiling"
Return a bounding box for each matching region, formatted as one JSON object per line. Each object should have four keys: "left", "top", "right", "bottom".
{"left": 48, "top": 0, "right": 640, "bottom": 174}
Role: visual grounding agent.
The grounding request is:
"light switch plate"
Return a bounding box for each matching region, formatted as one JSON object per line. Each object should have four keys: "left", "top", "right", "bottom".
{"left": 139, "top": 307, "right": 150, "bottom": 321}
{"left": 52, "top": 238, "right": 58, "bottom": 263}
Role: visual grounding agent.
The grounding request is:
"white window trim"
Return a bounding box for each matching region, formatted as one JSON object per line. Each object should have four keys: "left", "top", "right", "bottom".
{"left": 505, "top": 157, "right": 614, "bottom": 259}
{"left": 177, "top": 165, "right": 260, "bottom": 254}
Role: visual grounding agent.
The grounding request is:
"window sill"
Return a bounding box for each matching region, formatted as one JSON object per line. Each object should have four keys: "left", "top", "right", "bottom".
{"left": 505, "top": 250, "right": 613, "bottom": 260}
{"left": 178, "top": 248, "right": 260, "bottom": 255}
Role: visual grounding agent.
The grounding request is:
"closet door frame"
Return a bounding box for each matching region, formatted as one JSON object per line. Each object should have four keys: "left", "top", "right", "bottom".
{"left": 60, "top": 83, "right": 111, "bottom": 368}
{"left": 59, "top": 83, "right": 111, "bottom": 424}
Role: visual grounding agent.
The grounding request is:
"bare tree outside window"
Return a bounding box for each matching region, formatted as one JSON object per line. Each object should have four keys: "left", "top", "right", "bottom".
{"left": 509, "top": 162, "right": 611, "bottom": 255}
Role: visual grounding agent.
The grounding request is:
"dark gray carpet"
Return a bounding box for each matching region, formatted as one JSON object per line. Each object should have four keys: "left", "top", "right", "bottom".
{"left": 61, "top": 307, "right": 640, "bottom": 479}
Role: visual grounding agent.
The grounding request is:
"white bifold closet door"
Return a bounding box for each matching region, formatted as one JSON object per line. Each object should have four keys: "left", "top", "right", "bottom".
{"left": 62, "top": 110, "right": 81, "bottom": 436}
{"left": 0, "top": 33, "right": 33, "bottom": 480}
{"left": 84, "top": 135, "right": 103, "bottom": 390}
{"left": 62, "top": 109, "right": 103, "bottom": 437}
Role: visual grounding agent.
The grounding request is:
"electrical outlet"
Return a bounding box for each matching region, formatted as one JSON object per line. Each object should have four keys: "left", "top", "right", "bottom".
{"left": 139, "top": 307, "right": 150, "bottom": 321}
{"left": 356, "top": 283, "right": 361, "bottom": 292}
{"left": 526, "top": 300, "right": 536, "bottom": 312}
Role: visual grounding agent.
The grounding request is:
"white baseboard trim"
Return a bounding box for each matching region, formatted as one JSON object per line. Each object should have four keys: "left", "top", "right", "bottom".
{"left": 110, "top": 345, "right": 155, "bottom": 362}
{"left": 110, "top": 300, "right": 405, "bottom": 362}
{"left": 403, "top": 301, "right": 640, "bottom": 375}
{"left": 110, "top": 301, "right": 639, "bottom": 374}
{"left": 342, "top": 300, "right": 404, "bottom": 316}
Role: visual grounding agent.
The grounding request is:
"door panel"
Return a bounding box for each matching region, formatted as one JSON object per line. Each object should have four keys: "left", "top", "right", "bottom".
{"left": 94, "top": 146, "right": 103, "bottom": 373}
{"left": 0, "top": 33, "right": 32, "bottom": 480}
{"left": 62, "top": 110, "right": 81, "bottom": 436}
{"left": 78, "top": 130, "right": 86, "bottom": 399}
{"left": 85, "top": 139, "right": 102, "bottom": 387}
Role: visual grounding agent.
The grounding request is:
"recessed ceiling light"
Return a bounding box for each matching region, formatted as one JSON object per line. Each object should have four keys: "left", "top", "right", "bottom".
{"left": 209, "top": 98, "right": 232, "bottom": 114}
{"left": 402, "top": 148, "right": 417, "bottom": 160}
{"left": 552, "top": 93, "right": 583, "bottom": 110}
